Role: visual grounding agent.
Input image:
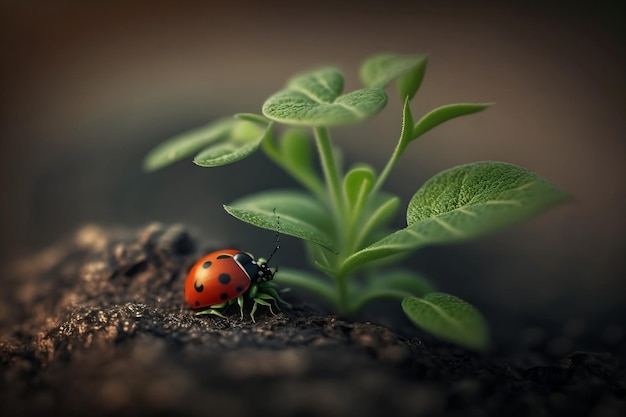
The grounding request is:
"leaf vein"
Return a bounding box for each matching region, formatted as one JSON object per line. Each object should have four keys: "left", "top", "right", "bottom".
{"left": 415, "top": 298, "right": 465, "bottom": 331}
{"left": 433, "top": 218, "right": 464, "bottom": 236}
{"left": 508, "top": 182, "right": 535, "bottom": 192}
{"left": 457, "top": 208, "right": 477, "bottom": 217}
{"left": 290, "top": 85, "right": 326, "bottom": 104}
{"left": 483, "top": 199, "right": 522, "bottom": 206}
{"left": 335, "top": 101, "right": 366, "bottom": 118}
{"left": 314, "top": 73, "right": 336, "bottom": 97}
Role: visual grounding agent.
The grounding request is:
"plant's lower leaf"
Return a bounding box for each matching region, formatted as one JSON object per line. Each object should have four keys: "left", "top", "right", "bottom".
{"left": 367, "top": 269, "right": 434, "bottom": 296}
{"left": 348, "top": 269, "right": 434, "bottom": 312}
{"left": 225, "top": 190, "right": 337, "bottom": 253}
{"left": 273, "top": 267, "right": 337, "bottom": 304}
{"left": 402, "top": 293, "right": 489, "bottom": 350}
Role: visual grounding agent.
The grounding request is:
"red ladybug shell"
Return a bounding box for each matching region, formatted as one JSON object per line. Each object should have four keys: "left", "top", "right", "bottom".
{"left": 185, "top": 249, "right": 253, "bottom": 309}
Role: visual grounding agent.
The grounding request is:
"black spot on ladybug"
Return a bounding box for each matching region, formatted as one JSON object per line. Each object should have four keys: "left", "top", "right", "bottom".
{"left": 217, "top": 254, "right": 231, "bottom": 259}
{"left": 236, "top": 286, "right": 244, "bottom": 293}
{"left": 194, "top": 280, "right": 204, "bottom": 293}
{"left": 220, "top": 293, "right": 228, "bottom": 300}
{"left": 202, "top": 261, "right": 212, "bottom": 269}
{"left": 195, "top": 301, "right": 200, "bottom": 306}
{"left": 218, "top": 273, "right": 231, "bottom": 285}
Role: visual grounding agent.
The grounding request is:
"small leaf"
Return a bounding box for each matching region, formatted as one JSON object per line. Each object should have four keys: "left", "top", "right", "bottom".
{"left": 225, "top": 190, "right": 337, "bottom": 253}
{"left": 273, "top": 267, "right": 337, "bottom": 304}
{"left": 234, "top": 113, "right": 270, "bottom": 124}
{"left": 349, "top": 269, "right": 434, "bottom": 312}
{"left": 281, "top": 129, "right": 315, "bottom": 169}
{"left": 143, "top": 118, "right": 236, "bottom": 171}
{"left": 341, "top": 162, "right": 569, "bottom": 273}
{"left": 368, "top": 269, "right": 435, "bottom": 296}
{"left": 412, "top": 103, "right": 493, "bottom": 140}
{"left": 397, "top": 59, "right": 428, "bottom": 100}
{"left": 343, "top": 165, "right": 375, "bottom": 211}
{"left": 262, "top": 67, "right": 388, "bottom": 127}
{"left": 193, "top": 120, "right": 271, "bottom": 167}
{"left": 354, "top": 193, "right": 401, "bottom": 248}
{"left": 262, "top": 129, "right": 325, "bottom": 199}
{"left": 280, "top": 130, "right": 321, "bottom": 186}
{"left": 360, "top": 53, "right": 428, "bottom": 100}
{"left": 402, "top": 293, "right": 489, "bottom": 350}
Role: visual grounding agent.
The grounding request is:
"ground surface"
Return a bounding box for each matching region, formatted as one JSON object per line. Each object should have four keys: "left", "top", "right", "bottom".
{"left": 1, "top": 223, "right": 624, "bottom": 417}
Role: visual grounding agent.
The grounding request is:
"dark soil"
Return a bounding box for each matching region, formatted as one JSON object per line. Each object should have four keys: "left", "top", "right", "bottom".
{"left": 1, "top": 223, "right": 624, "bottom": 417}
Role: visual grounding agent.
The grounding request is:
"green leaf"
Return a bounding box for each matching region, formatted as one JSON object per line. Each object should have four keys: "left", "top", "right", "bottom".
{"left": 349, "top": 269, "right": 434, "bottom": 312}
{"left": 273, "top": 267, "right": 337, "bottom": 304}
{"left": 369, "top": 269, "right": 434, "bottom": 296}
{"left": 397, "top": 60, "right": 427, "bottom": 100}
{"left": 360, "top": 53, "right": 428, "bottom": 99}
{"left": 406, "top": 161, "right": 570, "bottom": 226}
{"left": 355, "top": 192, "right": 401, "bottom": 249}
{"left": 262, "top": 67, "right": 388, "bottom": 127}
{"left": 234, "top": 113, "right": 271, "bottom": 124}
{"left": 412, "top": 103, "right": 493, "bottom": 140}
{"left": 343, "top": 165, "right": 375, "bottom": 212}
{"left": 360, "top": 53, "right": 427, "bottom": 89}
{"left": 224, "top": 190, "right": 337, "bottom": 253}
{"left": 341, "top": 162, "right": 569, "bottom": 273}
{"left": 267, "top": 129, "right": 325, "bottom": 198}
{"left": 402, "top": 293, "right": 489, "bottom": 350}
{"left": 193, "top": 120, "right": 271, "bottom": 167}
{"left": 281, "top": 129, "right": 316, "bottom": 171}
{"left": 143, "top": 118, "right": 236, "bottom": 171}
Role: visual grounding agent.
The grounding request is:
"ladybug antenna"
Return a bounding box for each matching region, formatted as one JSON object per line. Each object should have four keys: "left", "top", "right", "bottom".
{"left": 265, "top": 208, "right": 280, "bottom": 264}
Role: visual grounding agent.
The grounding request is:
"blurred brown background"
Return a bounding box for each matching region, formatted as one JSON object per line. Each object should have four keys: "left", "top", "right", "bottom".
{"left": 1, "top": 1, "right": 624, "bottom": 343}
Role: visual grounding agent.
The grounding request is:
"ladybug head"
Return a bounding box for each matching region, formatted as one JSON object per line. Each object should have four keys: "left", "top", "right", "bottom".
{"left": 253, "top": 207, "right": 280, "bottom": 284}
{"left": 255, "top": 259, "right": 276, "bottom": 283}
{"left": 233, "top": 253, "right": 276, "bottom": 284}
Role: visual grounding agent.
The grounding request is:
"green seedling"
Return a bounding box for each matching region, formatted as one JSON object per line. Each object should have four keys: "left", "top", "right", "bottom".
{"left": 144, "top": 53, "right": 569, "bottom": 350}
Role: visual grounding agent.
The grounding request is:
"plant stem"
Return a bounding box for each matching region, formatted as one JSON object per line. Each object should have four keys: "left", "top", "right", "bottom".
{"left": 335, "top": 272, "right": 349, "bottom": 315}
{"left": 372, "top": 143, "right": 404, "bottom": 195}
{"left": 372, "top": 97, "right": 413, "bottom": 194}
{"left": 314, "top": 127, "right": 345, "bottom": 219}
{"left": 313, "top": 127, "right": 353, "bottom": 313}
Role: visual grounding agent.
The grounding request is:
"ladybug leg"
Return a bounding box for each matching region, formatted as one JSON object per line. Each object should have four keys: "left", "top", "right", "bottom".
{"left": 195, "top": 308, "right": 226, "bottom": 318}
{"left": 249, "top": 297, "right": 275, "bottom": 322}
{"left": 260, "top": 283, "right": 292, "bottom": 308}
{"left": 252, "top": 297, "right": 275, "bottom": 316}
{"left": 195, "top": 302, "right": 228, "bottom": 318}
{"left": 250, "top": 301, "right": 258, "bottom": 323}
{"left": 236, "top": 295, "right": 245, "bottom": 320}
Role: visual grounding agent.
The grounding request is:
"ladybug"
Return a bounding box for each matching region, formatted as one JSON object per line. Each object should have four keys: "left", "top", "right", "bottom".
{"left": 184, "top": 213, "right": 289, "bottom": 321}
